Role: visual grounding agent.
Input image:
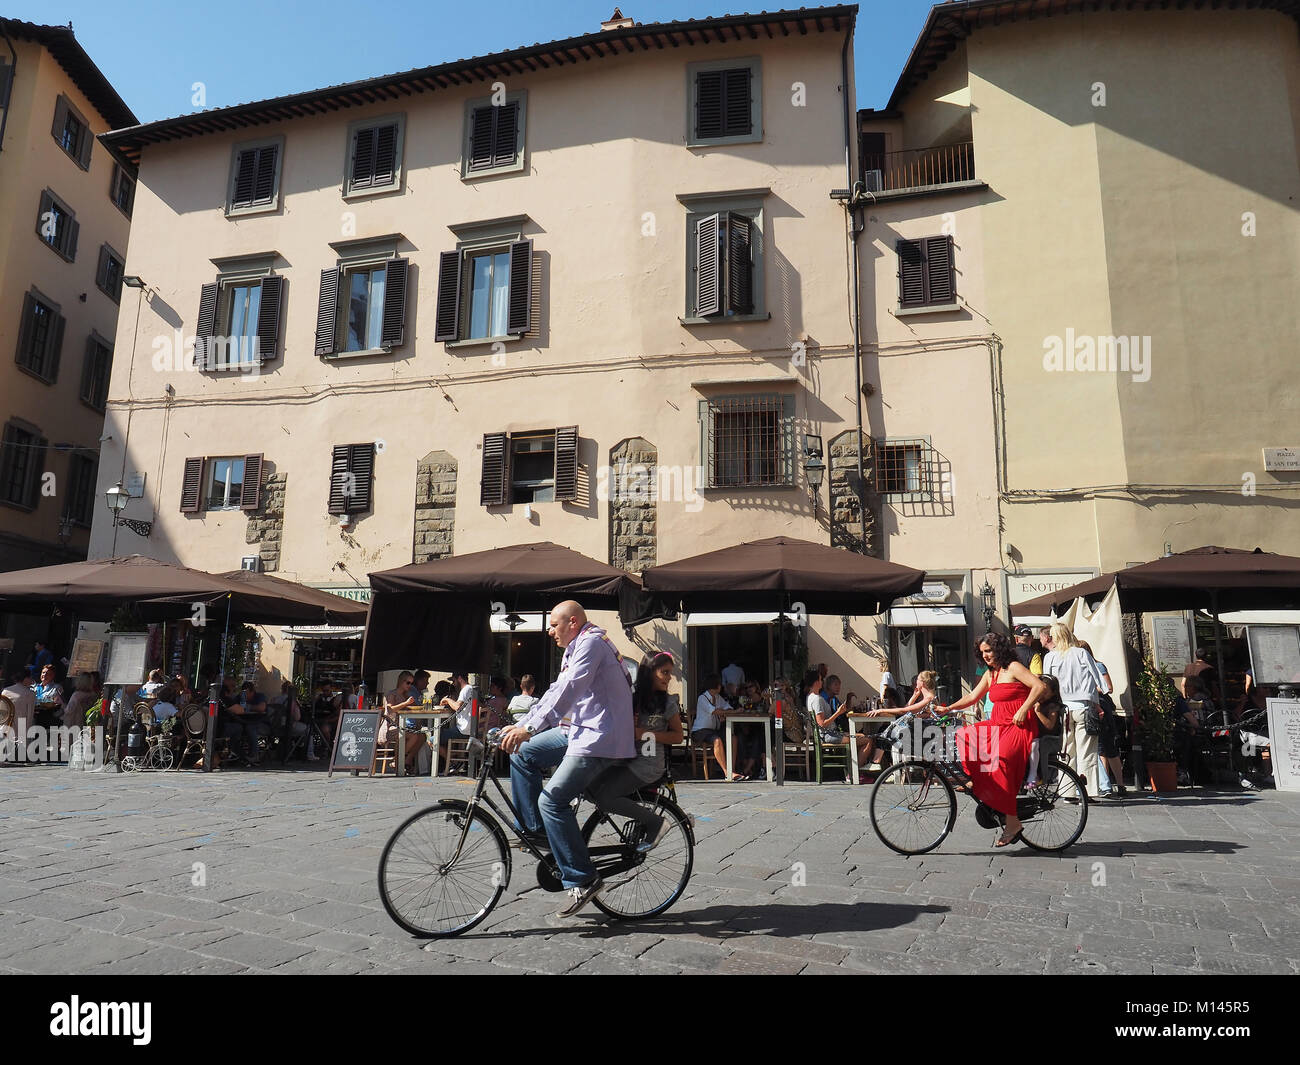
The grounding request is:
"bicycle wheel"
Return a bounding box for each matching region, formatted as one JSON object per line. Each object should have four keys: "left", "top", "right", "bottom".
{"left": 149, "top": 744, "right": 174, "bottom": 771}
{"left": 583, "top": 798, "right": 693, "bottom": 921}
{"left": 869, "top": 761, "right": 956, "bottom": 855}
{"left": 1019, "top": 759, "right": 1088, "bottom": 852}
{"left": 120, "top": 755, "right": 143, "bottom": 773}
{"left": 378, "top": 800, "right": 510, "bottom": 938}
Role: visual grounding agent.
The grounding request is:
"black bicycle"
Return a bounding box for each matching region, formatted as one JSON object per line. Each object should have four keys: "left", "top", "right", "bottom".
{"left": 870, "top": 750, "right": 1088, "bottom": 855}
{"left": 378, "top": 729, "right": 695, "bottom": 937}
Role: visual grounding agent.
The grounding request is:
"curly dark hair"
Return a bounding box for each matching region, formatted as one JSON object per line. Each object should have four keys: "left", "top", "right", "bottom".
{"left": 975, "top": 630, "right": 1016, "bottom": 669}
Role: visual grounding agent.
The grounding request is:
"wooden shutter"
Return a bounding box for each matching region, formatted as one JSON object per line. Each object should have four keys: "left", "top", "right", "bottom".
{"left": 232, "top": 148, "right": 258, "bottom": 205}
{"left": 480, "top": 432, "right": 508, "bottom": 506}
{"left": 897, "top": 240, "right": 925, "bottom": 308}
{"left": 351, "top": 127, "right": 376, "bottom": 188}
{"left": 506, "top": 240, "right": 532, "bottom": 335}
{"left": 469, "top": 106, "right": 495, "bottom": 170}
{"left": 695, "top": 214, "right": 722, "bottom": 317}
{"left": 195, "top": 282, "right": 219, "bottom": 369}
{"left": 81, "top": 337, "right": 97, "bottom": 404}
{"left": 328, "top": 445, "right": 351, "bottom": 514}
{"left": 253, "top": 145, "right": 277, "bottom": 203}
{"left": 493, "top": 101, "right": 519, "bottom": 167}
{"left": 553, "top": 426, "right": 578, "bottom": 502}
{"left": 26, "top": 436, "right": 48, "bottom": 506}
{"left": 380, "top": 257, "right": 408, "bottom": 347}
{"left": 434, "top": 251, "right": 462, "bottom": 341}
{"left": 46, "top": 313, "right": 65, "bottom": 383}
{"left": 96, "top": 245, "right": 110, "bottom": 292}
{"left": 15, "top": 294, "right": 35, "bottom": 370}
{"left": 36, "top": 190, "right": 53, "bottom": 244}
{"left": 349, "top": 443, "right": 375, "bottom": 512}
{"left": 726, "top": 213, "right": 753, "bottom": 314}
{"left": 256, "top": 275, "right": 284, "bottom": 361}
{"left": 695, "top": 71, "right": 723, "bottom": 139}
{"left": 77, "top": 119, "right": 93, "bottom": 169}
{"left": 723, "top": 68, "right": 751, "bottom": 137}
{"left": 315, "top": 268, "right": 340, "bottom": 356}
{"left": 925, "top": 235, "right": 955, "bottom": 304}
{"left": 374, "top": 123, "right": 397, "bottom": 184}
{"left": 63, "top": 216, "right": 79, "bottom": 261}
{"left": 51, "top": 96, "right": 69, "bottom": 142}
{"left": 240, "top": 453, "right": 263, "bottom": 510}
{"left": 180, "top": 457, "right": 204, "bottom": 513}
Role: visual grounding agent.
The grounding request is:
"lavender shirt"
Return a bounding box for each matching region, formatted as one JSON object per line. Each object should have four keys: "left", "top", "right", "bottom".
{"left": 520, "top": 622, "right": 635, "bottom": 759}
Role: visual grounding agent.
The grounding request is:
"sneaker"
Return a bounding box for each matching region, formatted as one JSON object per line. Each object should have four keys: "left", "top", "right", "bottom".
{"left": 636, "top": 818, "right": 673, "bottom": 854}
{"left": 556, "top": 877, "right": 604, "bottom": 918}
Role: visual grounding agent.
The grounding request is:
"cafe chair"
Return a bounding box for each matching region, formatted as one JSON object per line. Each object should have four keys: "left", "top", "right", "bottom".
{"left": 0, "top": 696, "right": 14, "bottom": 762}
{"left": 688, "top": 733, "right": 716, "bottom": 781}
{"left": 177, "top": 703, "right": 217, "bottom": 770}
{"left": 810, "top": 726, "right": 850, "bottom": 784}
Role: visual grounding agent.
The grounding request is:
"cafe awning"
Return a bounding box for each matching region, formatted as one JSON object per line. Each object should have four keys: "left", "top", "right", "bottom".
{"left": 281, "top": 625, "right": 365, "bottom": 639}
{"left": 684, "top": 611, "right": 782, "bottom": 627}
{"left": 889, "top": 606, "right": 967, "bottom": 628}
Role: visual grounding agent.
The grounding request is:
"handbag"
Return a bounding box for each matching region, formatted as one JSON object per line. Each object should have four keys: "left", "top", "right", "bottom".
{"left": 1083, "top": 704, "right": 1102, "bottom": 735}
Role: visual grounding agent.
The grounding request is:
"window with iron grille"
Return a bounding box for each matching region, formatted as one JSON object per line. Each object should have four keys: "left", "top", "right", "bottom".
{"left": 64, "top": 453, "right": 98, "bottom": 527}
{"left": 875, "top": 438, "right": 936, "bottom": 501}
{"left": 15, "top": 291, "right": 65, "bottom": 384}
{"left": 0, "top": 422, "right": 47, "bottom": 510}
{"left": 462, "top": 92, "right": 526, "bottom": 179}
{"left": 699, "top": 394, "right": 794, "bottom": 489}
{"left": 688, "top": 57, "right": 761, "bottom": 146}
{"left": 227, "top": 137, "right": 283, "bottom": 215}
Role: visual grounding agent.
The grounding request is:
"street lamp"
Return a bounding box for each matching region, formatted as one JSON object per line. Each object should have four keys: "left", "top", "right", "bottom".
{"left": 980, "top": 580, "right": 997, "bottom": 630}
{"left": 104, "top": 481, "right": 152, "bottom": 538}
{"left": 803, "top": 434, "right": 825, "bottom": 512}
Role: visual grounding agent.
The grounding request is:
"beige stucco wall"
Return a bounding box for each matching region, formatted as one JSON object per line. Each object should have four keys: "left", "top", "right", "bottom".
{"left": 964, "top": 9, "right": 1300, "bottom": 575}
{"left": 0, "top": 39, "right": 129, "bottom": 563}
{"left": 899, "top": 41, "right": 972, "bottom": 150}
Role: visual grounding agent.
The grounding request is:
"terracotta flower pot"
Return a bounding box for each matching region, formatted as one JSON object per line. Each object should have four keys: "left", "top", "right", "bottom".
{"left": 1147, "top": 761, "right": 1178, "bottom": 792}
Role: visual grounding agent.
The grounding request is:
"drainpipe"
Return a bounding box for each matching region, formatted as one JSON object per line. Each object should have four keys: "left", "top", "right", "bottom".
{"left": 841, "top": 23, "right": 869, "bottom": 555}
{"left": 0, "top": 20, "right": 17, "bottom": 154}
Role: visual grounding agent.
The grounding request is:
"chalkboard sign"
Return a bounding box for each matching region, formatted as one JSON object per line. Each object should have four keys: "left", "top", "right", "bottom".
{"left": 328, "top": 711, "right": 380, "bottom": 777}
{"left": 1266, "top": 698, "right": 1300, "bottom": 794}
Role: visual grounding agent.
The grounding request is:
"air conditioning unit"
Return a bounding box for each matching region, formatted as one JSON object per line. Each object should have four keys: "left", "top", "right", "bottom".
{"left": 241, "top": 555, "right": 261, "bottom": 572}
{"left": 864, "top": 169, "right": 884, "bottom": 193}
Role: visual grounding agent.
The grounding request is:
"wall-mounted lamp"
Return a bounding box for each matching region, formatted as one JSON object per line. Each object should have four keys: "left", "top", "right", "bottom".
{"left": 979, "top": 580, "right": 997, "bottom": 630}
{"left": 803, "top": 434, "right": 825, "bottom": 512}
{"left": 105, "top": 481, "right": 152, "bottom": 537}
{"left": 122, "top": 275, "right": 147, "bottom": 289}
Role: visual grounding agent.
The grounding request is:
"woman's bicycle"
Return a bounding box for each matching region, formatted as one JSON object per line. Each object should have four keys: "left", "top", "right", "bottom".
{"left": 378, "top": 729, "right": 695, "bottom": 937}
{"left": 869, "top": 737, "right": 1088, "bottom": 855}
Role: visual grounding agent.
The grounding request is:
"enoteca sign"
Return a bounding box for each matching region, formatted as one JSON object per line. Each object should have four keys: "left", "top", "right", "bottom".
{"left": 1005, "top": 570, "right": 1098, "bottom": 616}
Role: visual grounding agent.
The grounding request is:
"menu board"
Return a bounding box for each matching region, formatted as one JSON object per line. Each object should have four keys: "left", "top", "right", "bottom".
{"left": 1265, "top": 698, "right": 1300, "bottom": 793}
{"left": 1248, "top": 626, "right": 1300, "bottom": 685}
{"left": 104, "top": 634, "right": 150, "bottom": 686}
{"left": 1152, "top": 615, "right": 1191, "bottom": 673}
{"left": 68, "top": 640, "right": 104, "bottom": 677}
{"left": 328, "top": 711, "right": 379, "bottom": 776}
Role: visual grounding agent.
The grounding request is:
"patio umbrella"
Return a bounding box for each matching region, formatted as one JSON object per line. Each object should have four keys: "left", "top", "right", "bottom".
{"left": 0, "top": 555, "right": 232, "bottom": 620}
{"left": 364, "top": 542, "right": 644, "bottom": 672}
{"left": 1011, "top": 546, "right": 1300, "bottom": 706}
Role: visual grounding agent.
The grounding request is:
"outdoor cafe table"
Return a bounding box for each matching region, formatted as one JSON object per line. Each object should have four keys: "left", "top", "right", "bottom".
{"left": 397, "top": 711, "right": 454, "bottom": 778}
{"left": 715, "top": 709, "right": 774, "bottom": 782}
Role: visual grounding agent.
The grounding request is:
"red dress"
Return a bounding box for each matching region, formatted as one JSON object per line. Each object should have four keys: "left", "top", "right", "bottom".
{"left": 958, "top": 669, "right": 1036, "bottom": 816}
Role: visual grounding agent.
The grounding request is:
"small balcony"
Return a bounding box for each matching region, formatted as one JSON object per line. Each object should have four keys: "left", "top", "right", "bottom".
{"left": 862, "top": 142, "right": 976, "bottom": 196}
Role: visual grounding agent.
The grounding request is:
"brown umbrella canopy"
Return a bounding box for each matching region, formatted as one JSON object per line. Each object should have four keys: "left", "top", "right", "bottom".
{"left": 639, "top": 536, "right": 927, "bottom": 616}
{"left": 364, "top": 542, "right": 643, "bottom": 672}
{"left": 161, "top": 570, "right": 369, "bottom": 625}
{"left": 1012, "top": 546, "right": 1300, "bottom": 616}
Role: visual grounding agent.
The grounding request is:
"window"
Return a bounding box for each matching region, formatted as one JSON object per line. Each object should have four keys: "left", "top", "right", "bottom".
{"left": 896, "top": 236, "right": 956, "bottom": 309}
{"left": 315, "top": 254, "right": 407, "bottom": 358}
{"left": 435, "top": 236, "right": 533, "bottom": 343}
{"left": 462, "top": 92, "right": 526, "bottom": 178}
{"left": 344, "top": 116, "right": 404, "bottom": 196}
{"left": 80, "top": 335, "right": 112, "bottom": 411}
{"left": 195, "top": 270, "right": 285, "bottom": 368}
{"left": 327, "top": 443, "right": 375, "bottom": 514}
{"left": 110, "top": 163, "right": 136, "bottom": 217}
{"left": 36, "top": 189, "right": 78, "bottom": 262}
{"left": 698, "top": 394, "right": 794, "bottom": 489}
{"left": 64, "top": 453, "right": 98, "bottom": 527}
{"left": 687, "top": 58, "right": 761, "bottom": 146}
{"left": 875, "top": 438, "right": 936, "bottom": 501}
{"left": 680, "top": 191, "right": 766, "bottom": 322}
{"left": 180, "top": 454, "right": 263, "bottom": 513}
{"left": 227, "top": 137, "right": 283, "bottom": 215}
{"left": 15, "top": 291, "right": 65, "bottom": 384}
{"left": 96, "top": 245, "right": 125, "bottom": 303}
{"left": 481, "top": 427, "right": 577, "bottom": 506}
{"left": 0, "top": 422, "right": 47, "bottom": 510}
{"left": 52, "top": 95, "right": 92, "bottom": 169}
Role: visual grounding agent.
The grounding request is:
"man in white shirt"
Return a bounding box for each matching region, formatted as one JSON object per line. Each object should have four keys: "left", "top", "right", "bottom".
{"left": 721, "top": 661, "right": 745, "bottom": 698}
{"left": 2, "top": 671, "right": 37, "bottom": 761}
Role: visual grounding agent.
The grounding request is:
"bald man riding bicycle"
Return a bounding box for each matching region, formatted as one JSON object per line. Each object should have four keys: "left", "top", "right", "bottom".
{"left": 499, "top": 600, "right": 636, "bottom": 918}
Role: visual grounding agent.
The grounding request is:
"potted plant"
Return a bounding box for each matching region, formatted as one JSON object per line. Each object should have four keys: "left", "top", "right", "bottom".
{"left": 1132, "top": 657, "right": 1178, "bottom": 791}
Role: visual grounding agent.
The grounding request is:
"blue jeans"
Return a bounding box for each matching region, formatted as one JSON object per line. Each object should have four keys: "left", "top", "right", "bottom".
{"left": 509, "top": 728, "right": 569, "bottom": 834}
{"left": 540, "top": 754, "right": 624, "bottom": 889}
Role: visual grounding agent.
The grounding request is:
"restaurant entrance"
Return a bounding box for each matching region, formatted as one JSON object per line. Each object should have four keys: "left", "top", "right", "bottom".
{"left": 687, "top": 617, "right": 773, "bottom": 695}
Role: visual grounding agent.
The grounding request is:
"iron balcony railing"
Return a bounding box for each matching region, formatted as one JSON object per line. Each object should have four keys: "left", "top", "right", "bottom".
{"left": 862, "top": 141, "right": 975, "bottom": 194}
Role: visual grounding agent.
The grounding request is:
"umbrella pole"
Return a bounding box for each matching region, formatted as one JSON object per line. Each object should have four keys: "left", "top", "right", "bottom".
{"left": 1210, "top": 590, "right": 1228, "bottom": 710}
{"left": 205, "top": 594, "right": 232, "bottom": 774}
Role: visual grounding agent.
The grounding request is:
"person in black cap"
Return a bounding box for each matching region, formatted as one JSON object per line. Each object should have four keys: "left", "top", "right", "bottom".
{"left": 1012, "top": 625, "right": 1038, "bottom": 669}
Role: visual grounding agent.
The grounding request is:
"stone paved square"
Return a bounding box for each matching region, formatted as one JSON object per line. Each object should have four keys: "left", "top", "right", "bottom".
{"left": 2, "top": 764, "right": 1298, "bottom": 974}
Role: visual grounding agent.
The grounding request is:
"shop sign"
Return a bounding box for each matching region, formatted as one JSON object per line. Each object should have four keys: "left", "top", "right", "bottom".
{"left": 312, "top": 584, "right": 373, "bottom": 604}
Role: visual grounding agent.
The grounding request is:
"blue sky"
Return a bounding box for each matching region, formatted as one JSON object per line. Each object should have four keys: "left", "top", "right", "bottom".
{"left": 12, "top": 0, "right": 939, "bottom": 125}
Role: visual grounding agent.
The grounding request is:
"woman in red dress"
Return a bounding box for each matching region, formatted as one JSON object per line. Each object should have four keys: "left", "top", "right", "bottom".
{"left": 943, "top": 632, "right": 1047, "bottom": 847}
